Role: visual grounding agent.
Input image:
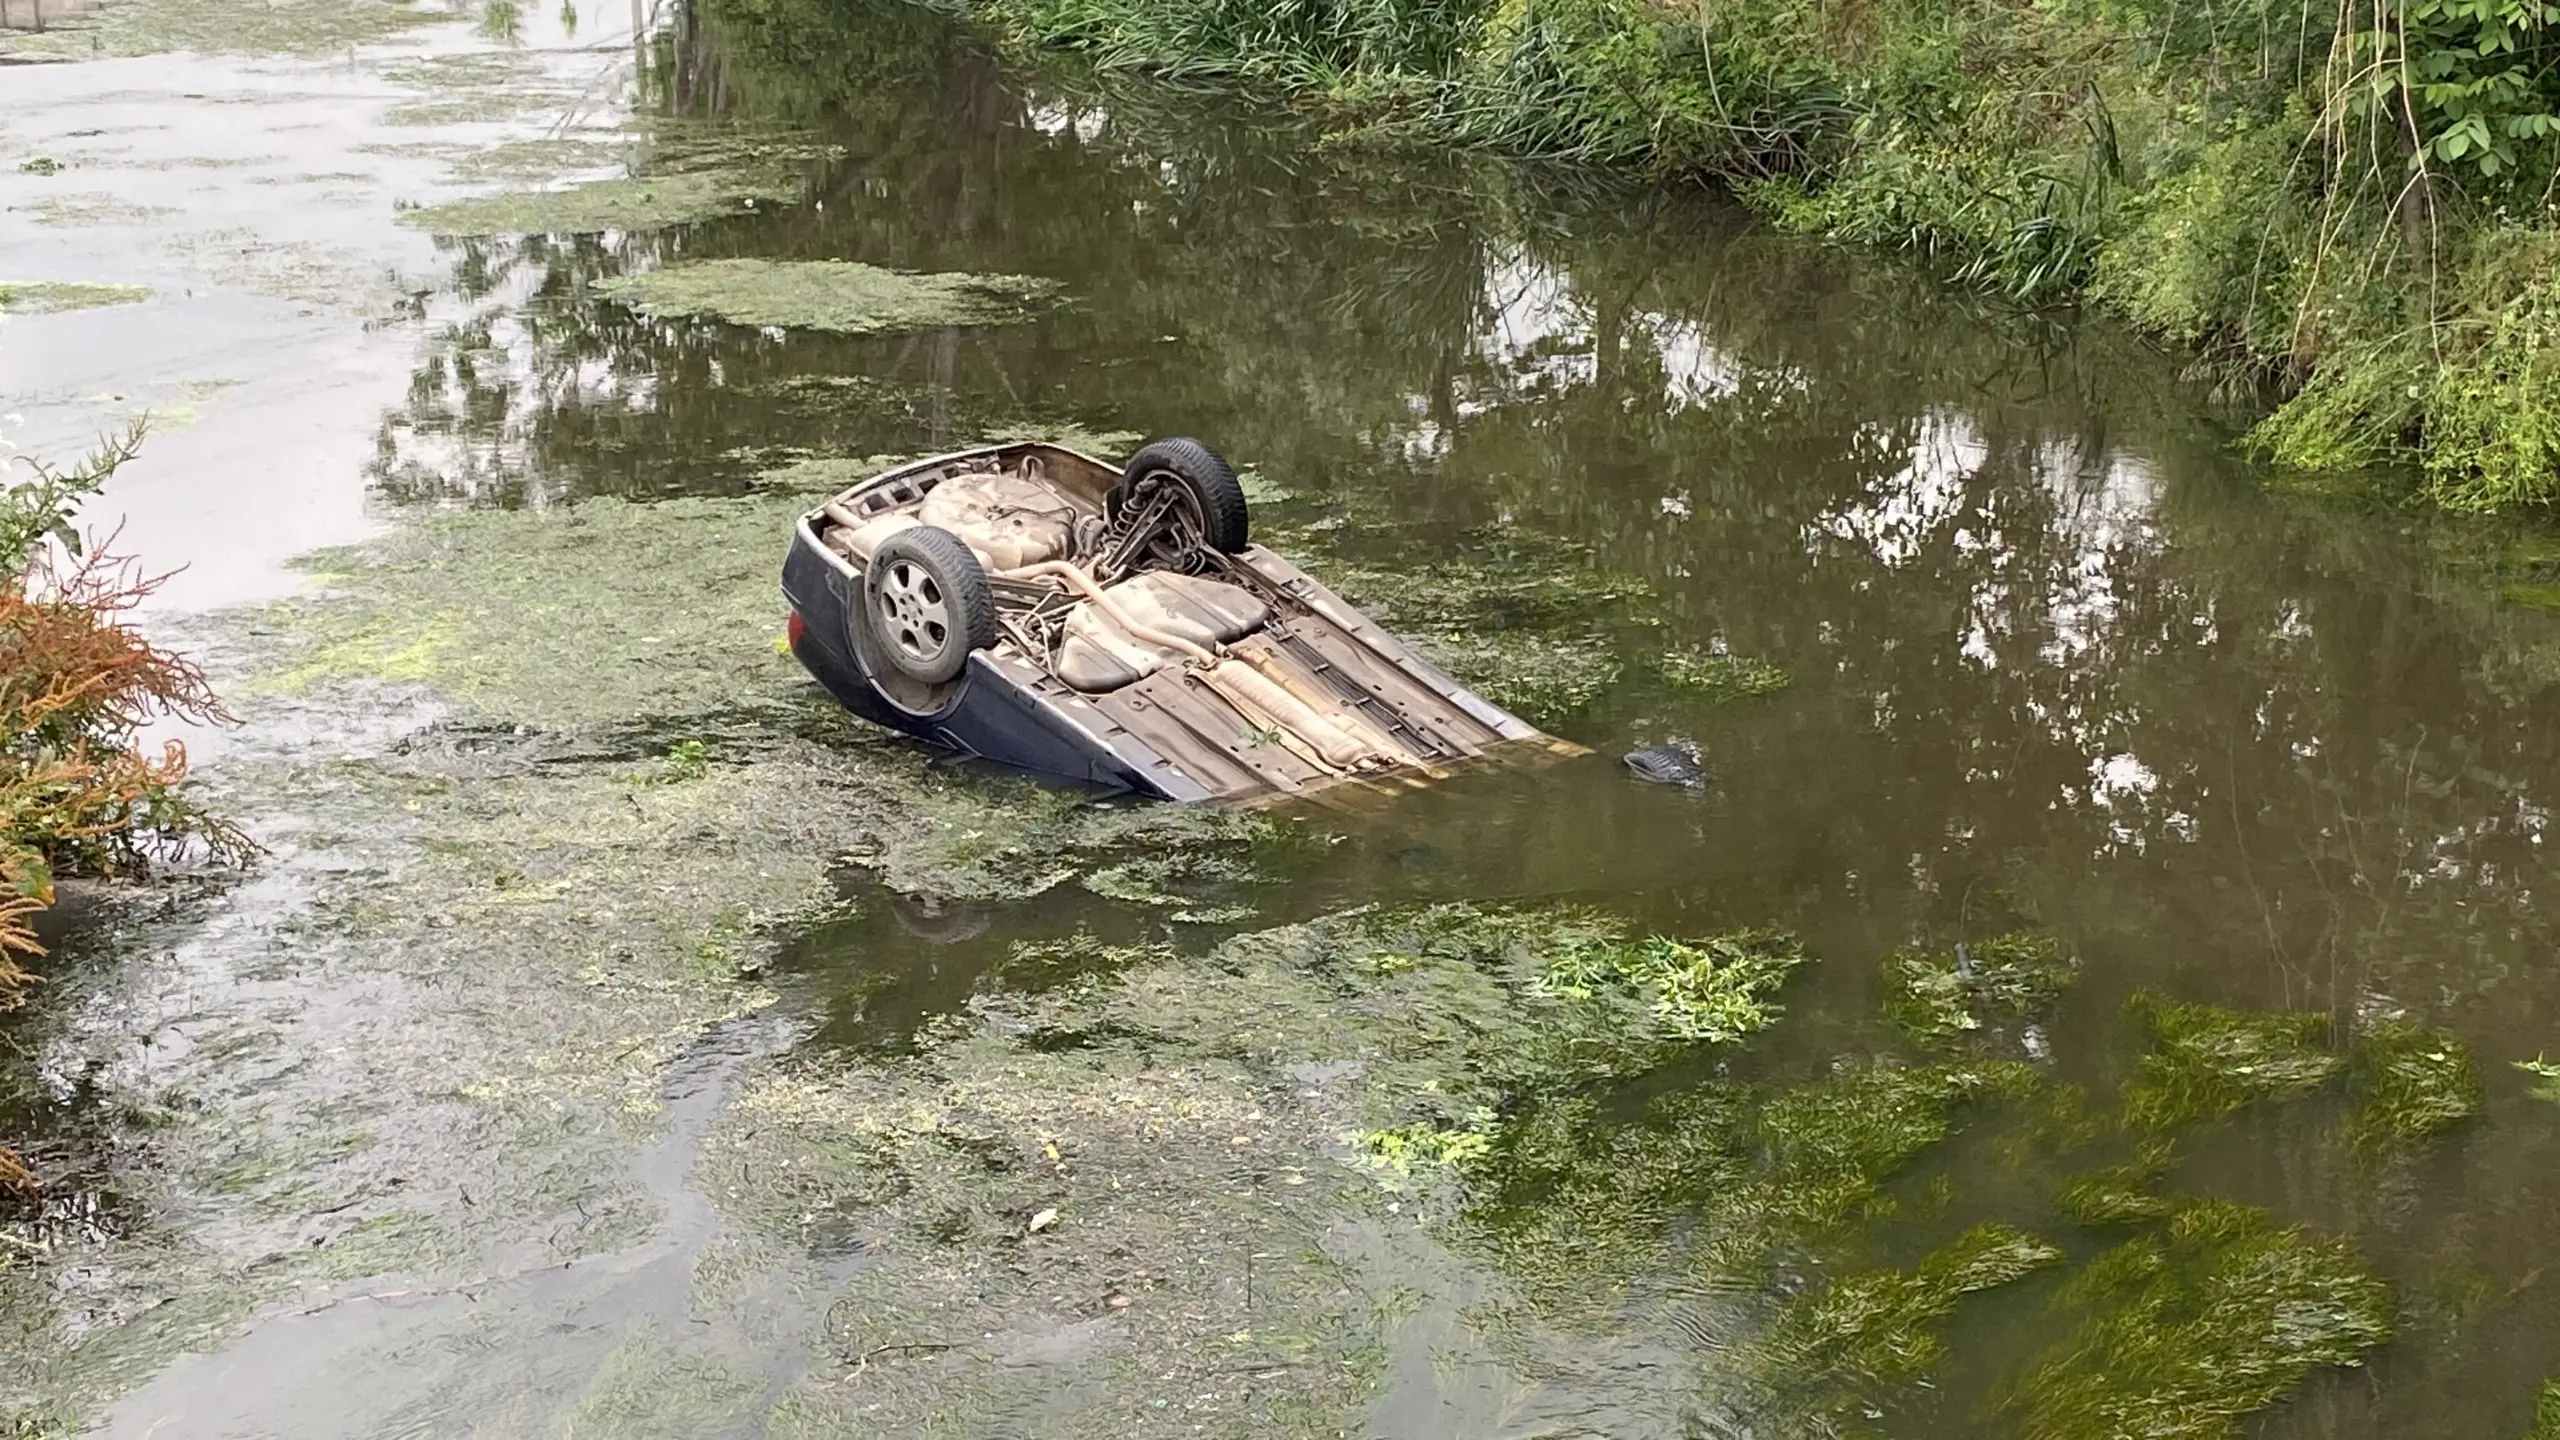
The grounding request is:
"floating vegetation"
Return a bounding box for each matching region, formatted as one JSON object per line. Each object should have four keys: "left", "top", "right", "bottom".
{"left": 1470, "top": 1057, "right": 2042, "bottom": 1316}
{"left": 1883, "top": 931, "right": 2077, "bottom": 1047}
{"left": 1656, "top": 646, "right": 1790, "bottom": 699}
{"left": 1750, "top": 1222, "right": 2065, "bottom": 1418}
{"left": 1529, "top": 929, "right": 1807, "bottom": 1043}
{"left": 1079, "top": 849, "right": 1262, "bottom": 923}
{"left": 400, "top": 171, "right": 802, "bottom": 236}
{"left": 0, "top": 0, "right": 436, "bottom": 57}
{"left": 596, "top": 259, "right": 1063, "bottom": 334}
{"left": 2516, "top": 1055, "right": 2560, "bottom": 1104}
{"left": 2008, "top": 1200, "right": 2393, "bottom": 1440}
{"left": 2349, "top": 1020, "right": 2482, "bottom": 1148}
{"left": 0, "top": 281, "right": 150, "bottom": 315}
{"left": 1353, "top": 1113, "right": 1498, "bottom": 1180}
{"left": 2120, "top": 999, "right": 2342, "bottom": 1131}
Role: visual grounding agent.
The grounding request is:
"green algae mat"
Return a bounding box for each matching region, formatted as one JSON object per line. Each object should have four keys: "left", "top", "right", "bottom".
{"left": 596, "top": 259, "right": 1063, "bottom": 334}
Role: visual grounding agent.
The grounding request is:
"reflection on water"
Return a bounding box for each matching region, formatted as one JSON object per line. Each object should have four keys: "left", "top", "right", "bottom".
{"left": 103, "top": 0, "right": 2560, "bottom": 1431}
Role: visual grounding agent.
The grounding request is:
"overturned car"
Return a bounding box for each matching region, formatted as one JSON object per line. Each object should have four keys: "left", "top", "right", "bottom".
{"left": 781, "top": 438, "right": 1579, "bottom": 801}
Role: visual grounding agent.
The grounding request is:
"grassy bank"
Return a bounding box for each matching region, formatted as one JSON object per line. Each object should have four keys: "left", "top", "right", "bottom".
{"left": 826, "top": 0, "right": 2560, "bottom": 510}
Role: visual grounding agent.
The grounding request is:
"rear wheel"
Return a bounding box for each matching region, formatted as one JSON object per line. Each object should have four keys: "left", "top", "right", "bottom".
{"left": 861, "top": 525, "right": 996, "bottom": 686}
{"left": 1109, "top": 437, "right": 1250, "bottom": 563}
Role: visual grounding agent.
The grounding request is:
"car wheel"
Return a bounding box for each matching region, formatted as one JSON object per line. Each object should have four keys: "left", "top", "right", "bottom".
{"left": 1110, "top": 437, "right": 1250, "bottom": 558}
{"left": 862, "top": 525, "right": 997, "bottom": 685}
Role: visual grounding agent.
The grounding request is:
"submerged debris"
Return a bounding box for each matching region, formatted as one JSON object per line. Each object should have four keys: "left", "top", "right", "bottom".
{"left": 1883, "top": 932, "right": 2078, "bottom": 1048}
{"left": 2008, "top": 1199, "right": 2393, "bottom": 1440}
{"left": 597, "top": 259, "right": 1062, "bottom": 334}
{"left": 2120, "top": 998, "right": 2343, "bottom": 1131}
{"left": 1623, "top": 742, "right": 1707, "bottom": 787}
{"left": 2518, "top": 1055, "right": 2560, "bottom": 1104}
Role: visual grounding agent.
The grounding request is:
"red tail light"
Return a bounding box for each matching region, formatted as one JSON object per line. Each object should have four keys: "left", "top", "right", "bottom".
{"left": 786, "top": 611, "right": 806, "bottom": 648}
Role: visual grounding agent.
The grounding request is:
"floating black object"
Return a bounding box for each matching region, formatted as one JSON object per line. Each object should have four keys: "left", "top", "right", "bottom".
{"left": 1623, "top": 744, "right": 1707, "bottom": 787}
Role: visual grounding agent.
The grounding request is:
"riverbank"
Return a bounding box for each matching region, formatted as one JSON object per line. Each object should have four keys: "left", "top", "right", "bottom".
{"left": 824, "top": 0, "right": 2560, "bottom": 511}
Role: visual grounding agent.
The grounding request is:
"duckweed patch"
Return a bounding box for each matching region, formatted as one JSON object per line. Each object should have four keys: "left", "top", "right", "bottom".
{"left": 1883, "top": 932, "right": 2077, "bottom": 1047}
{"left": 262, "top": 493, "right": 814, "bottom": 730}
{"left": 2349, "top": 1020, "right": 2482, "bottom": 1148}
{"left": 2121, "top": 999, "right": 2342, "bottom": 1131}
{"left": 2010, "top": 1200, "right": 2392, "bottom": 1440}
{"left": 0, "top": 281, "right": 150, "bottom": 315}
{"left": 682, "top": 904, "right": 2023, "bottom": 1432}
{"left": 597, "top": 260, "right": 1063, "bottom": 334}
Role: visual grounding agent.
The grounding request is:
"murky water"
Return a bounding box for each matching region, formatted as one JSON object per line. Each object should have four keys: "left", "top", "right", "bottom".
{"left": 13, "top": 0, "right": 2560, "bottom": 1434}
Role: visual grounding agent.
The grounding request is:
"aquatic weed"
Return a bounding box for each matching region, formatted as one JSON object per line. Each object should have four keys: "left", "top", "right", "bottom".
{"left": 2120, "top": 998, "right": 2342, "bottom": 1132}
{"left": 1531, "top": 930, "right": 1806, "bottom": 1043}
{"left": 0, "top": 283, "right": 151, "bottom": 316}
{"left": 2348, "top": 1019, "right": 2482, "bottom": 1148}
{"left": 1882, "top": 932, "right": 2076, "bottom": 1047}
{"left": 2055, "top": 1163, "right": 2183, "bottom": 1227}
{"left": 2009, "top": 1200, "right": 2392, "bottom": 1440}
{"left": 653, "top": 739, "right": 710, "bottom": 783}
{"left": 597, "top": 260, "right": 1063, "bottom": 335}
{"left": 1751, "top": 1222, "right": 2064, "bottom": 1415}
{"left": 2516, "top": 1055, "right": 2560, "bottom": 1104}
{"left": 1655, "top": 647, "right": 1789, "bottom": 699}
{"left": 1353, "top": 1111, "right": 1499, "bottom": 1181}
{"left": 2530, "top": 1377, "right": 2560, "bottom": 1439}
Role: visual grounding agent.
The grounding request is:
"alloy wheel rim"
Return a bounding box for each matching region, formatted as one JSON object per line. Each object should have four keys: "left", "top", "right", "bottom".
{"left": 877, "top": 560, "right": 951, "bottom": 664}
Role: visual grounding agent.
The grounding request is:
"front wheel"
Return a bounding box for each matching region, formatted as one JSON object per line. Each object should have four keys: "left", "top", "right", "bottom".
{"left": 1109, "top": 437, "right": 1250, "bottom": 558}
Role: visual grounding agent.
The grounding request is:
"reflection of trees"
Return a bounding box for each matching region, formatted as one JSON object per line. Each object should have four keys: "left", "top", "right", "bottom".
{"left": 378, "top": 0, "right": 2560, "bottom": 1048}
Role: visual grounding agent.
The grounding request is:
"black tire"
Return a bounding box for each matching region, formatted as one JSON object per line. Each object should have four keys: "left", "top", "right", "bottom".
{"left": 861, "top": 525, "right": 997, "bottom": 685}
{"left": 1110, "top": 437, "right": 1250, "bottom": 555}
